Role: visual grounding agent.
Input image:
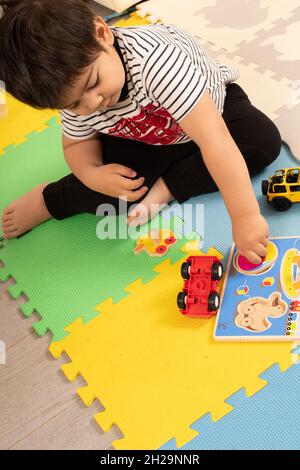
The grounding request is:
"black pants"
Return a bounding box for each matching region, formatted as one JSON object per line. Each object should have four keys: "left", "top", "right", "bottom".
{"left": 42, "top": 83, "right": 282, "bottom": 220}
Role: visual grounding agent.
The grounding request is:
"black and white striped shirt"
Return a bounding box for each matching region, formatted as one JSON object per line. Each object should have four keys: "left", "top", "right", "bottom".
{"left": 60, "top": 23, "right": 240, "bottom": 145}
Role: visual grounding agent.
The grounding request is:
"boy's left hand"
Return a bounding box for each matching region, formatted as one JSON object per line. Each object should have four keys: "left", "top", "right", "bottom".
{"left": 232, "top": 211, "right": 269, "bottom": 264}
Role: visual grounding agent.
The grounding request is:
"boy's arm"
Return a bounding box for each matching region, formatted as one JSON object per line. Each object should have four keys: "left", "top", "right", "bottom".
{"left": 62, "top": 133, "right": 104, "bottom": 188}
{"left": 179, "top": 91, "right": 268, "bottom": 263}
{"left": 62, "top": 134, "right": 148, "bottom": 200}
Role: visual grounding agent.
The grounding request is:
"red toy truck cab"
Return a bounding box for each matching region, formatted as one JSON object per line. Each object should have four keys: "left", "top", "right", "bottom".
{"left": 177, "top": 256, "right": 223, "bottom": 318}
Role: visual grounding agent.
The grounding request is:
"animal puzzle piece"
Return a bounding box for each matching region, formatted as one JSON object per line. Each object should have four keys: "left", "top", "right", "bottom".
{"left": 134, "top": 229, "right": 177, "bottom": 256}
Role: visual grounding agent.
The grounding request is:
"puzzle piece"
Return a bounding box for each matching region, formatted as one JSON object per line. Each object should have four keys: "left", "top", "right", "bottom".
{"left": 161, "top": 357, "right": 300, "bottom": 449}
{"left": 228, "top": 6, "right": 300, "bottom": 82}
{"left": 0, "top": 212, "right": 191, "bottom": 340}
{"left": 0, "top": 94, "right": 57, "bottom": 155}
{"left": 136, "top": 1, "right": 299, "bottom": 54}
{"left": 0, "top": 110, "right": 196, "bottom": 340}
{"left": 49, "top": 245, "right": 297, "bottom": 450}
{"left": 202, "top": 48, "right": 299, "bottom": 159}
{"left": 113, "top": 11, "right": 152, "bottom": 27}
{"left": 136, "top": 1, "right": 300, "bottom": 161}
{"left": 0, "top": 116, "right": 68, "bottom": 217}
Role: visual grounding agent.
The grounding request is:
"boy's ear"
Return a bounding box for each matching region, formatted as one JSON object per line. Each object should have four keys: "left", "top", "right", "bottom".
{"left": 93, "top": 15, "right": 114, "bottom": 47}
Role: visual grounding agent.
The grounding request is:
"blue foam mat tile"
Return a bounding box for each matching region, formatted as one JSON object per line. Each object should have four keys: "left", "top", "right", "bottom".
{"left": 160, "top": 361, "right": 300, "bottom": 450}
{"left": 162, "top": 145, "right": 300, "bottom": 266}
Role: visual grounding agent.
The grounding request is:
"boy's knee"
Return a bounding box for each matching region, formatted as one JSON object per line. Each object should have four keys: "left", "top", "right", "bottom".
{"left": 265, "top": 123, "right": 282, "bottom": 165}
{"left": 246, "top": 122, "right": 282, "bottom": 174}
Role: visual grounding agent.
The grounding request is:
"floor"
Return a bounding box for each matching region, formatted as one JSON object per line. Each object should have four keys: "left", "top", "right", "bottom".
{"left": 0, "top": 1, "right": 126, "bottom": 451}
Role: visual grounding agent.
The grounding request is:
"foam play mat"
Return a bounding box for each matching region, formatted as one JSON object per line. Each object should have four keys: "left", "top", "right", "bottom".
{"left": 1, "top": 5, "right": 300, "bottom": 450}
{"left": 136, "top": 0, "right": 300, "bottom": 160}
{"left": 49, "top": 243, "right": 299, "bottom": 449}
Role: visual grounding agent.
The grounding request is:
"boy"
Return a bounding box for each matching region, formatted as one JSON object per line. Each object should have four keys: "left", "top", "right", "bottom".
{"left": 0, "top": 0, "right": 281, "bottom": 263}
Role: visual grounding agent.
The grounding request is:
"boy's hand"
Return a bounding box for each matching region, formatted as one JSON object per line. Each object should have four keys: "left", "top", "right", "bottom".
{"left": 91, "top": 164, "right": 148, "bottom": 201}
{"left": 232, "top": 211, "right": 269, "bottom": 264}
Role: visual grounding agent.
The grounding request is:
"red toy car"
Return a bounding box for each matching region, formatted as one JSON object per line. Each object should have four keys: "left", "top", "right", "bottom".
{"left": 177, "top": 256, "right": 223, "bottom": 318}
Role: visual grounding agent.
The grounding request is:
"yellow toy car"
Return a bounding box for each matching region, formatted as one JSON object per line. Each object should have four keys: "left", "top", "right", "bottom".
{"left": 261, "top": 168, "right": 300, "bottom": 211}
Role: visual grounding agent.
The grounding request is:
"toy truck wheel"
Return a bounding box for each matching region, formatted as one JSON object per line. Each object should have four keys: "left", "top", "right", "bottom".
{"left": 208, "top": 292, "right": 220, "bottom": 312}
{"left": 211, "top": 261, "right": 223, "bottom": 281}
{"left": 261, "top": 180, "right": 269, "bottom": 196}
{"left": 177, "top": 291, "right": 187, "bottom": 310}
{"left": 272, "top": 197, "right": 292, "bottom": 211}
{"left": 181, "top": 261, "right": 191, "bottom": 280}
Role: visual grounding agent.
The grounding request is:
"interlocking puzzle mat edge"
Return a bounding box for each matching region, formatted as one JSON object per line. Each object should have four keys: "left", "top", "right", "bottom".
{"left": 48, "top": 243, "right": 299, "bottom": 450}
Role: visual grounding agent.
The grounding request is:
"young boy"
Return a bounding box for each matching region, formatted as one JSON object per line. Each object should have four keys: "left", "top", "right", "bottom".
{"left": 0, "top": 0, "right": 281, "bottom": 264}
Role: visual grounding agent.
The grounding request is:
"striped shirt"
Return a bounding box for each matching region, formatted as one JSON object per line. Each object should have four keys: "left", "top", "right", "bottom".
{"left": 60, "top": 23, "right": 240, "bottom": 145}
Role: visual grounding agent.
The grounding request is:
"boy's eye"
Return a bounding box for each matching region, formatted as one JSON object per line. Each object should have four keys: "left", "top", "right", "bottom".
{"left": 70, "top": 101, "right": 79, "bottom": 109}
{"left": 68, "top": 75, "right": 100, "bottom": 109}
{"left": 88, "top": 75, "right": 100, "bottom": 90}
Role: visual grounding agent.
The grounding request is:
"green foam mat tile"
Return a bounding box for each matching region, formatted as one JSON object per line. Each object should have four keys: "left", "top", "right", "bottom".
{"left": 0, "top": 117, "right": 68, "bottom": 211}
{"left": 0, "top": 119, "right": 192, "bottom": 340}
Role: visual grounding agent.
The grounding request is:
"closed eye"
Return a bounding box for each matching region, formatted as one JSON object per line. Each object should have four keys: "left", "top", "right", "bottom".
{"left": 69, "top": 101, "right": 80, "bottom": 110}
{"left": 69, "top": 75, "right": 100, "bottom": 109}
{"left": 88, "top": 74, "right": 100, "bottom": 90}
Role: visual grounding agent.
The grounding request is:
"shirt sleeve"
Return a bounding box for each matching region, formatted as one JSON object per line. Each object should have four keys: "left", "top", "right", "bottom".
{"left": 141, "top": 43, "right": 208, "bottom": 123}
{"left": 59, "top": 109, "right": 99, "bottom": 140}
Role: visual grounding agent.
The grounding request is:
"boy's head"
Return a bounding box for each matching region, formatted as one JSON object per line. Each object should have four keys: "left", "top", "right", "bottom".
{"left": 0, "top": 0, "right": 126, "bottom": 113}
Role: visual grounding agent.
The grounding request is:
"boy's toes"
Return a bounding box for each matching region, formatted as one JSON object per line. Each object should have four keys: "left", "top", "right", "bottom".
{"left": 2, "top": 218, "right": 14, "bottom": 227}
{"left": 2, "top": 227, "right": 19, "bottom": 239}
{"left": 3, "top": 205, "right": 14, "bottom": 216}
{"left": 2, "top": 208, "right": 14, "bottom": 224}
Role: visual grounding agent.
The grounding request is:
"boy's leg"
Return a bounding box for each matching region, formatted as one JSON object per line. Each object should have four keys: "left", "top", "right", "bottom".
{"left": 2, "top": 133, "right": 195, "bottom": 239}
{"left": 161, "top": 83, "right": 282, "bottom": 204}
{"left": 41, "top": 135, "right": 198, "bottom": 221}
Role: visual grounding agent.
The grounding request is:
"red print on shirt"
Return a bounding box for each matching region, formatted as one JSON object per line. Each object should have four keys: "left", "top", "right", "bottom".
{"left": 108, "top": 103, "right": 186, "bottom": 145}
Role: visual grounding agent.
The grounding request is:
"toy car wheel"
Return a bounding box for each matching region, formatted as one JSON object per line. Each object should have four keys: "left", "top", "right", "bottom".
{"left": 211, "top": 261, "right": 223, "bottom": 281}
{"left": 272, "top": 197, "right": 292, "bottom": 211}
{"left": 181, "top": 261, "right": 191, "bottom": 280}
{"left": 164, "top": 237, "right": 176, "bottom": 245}
{"left": 156, "top": 245, "right": 167, "bottom": 254}
{"left": 177, "top": 291, "right": 187, "bottom": 310}
{"left": 208, "top": 292, "right": 220, "bottom": 311}
{"left": 261, "top": 180, "right": 269, "bottom": 196}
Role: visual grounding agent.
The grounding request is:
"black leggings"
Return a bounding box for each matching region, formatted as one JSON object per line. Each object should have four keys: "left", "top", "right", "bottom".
{"left": 42, "top": 83, "right": 282, "bottom": 220}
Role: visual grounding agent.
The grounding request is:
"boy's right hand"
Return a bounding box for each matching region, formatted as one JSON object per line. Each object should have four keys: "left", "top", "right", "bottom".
{"left": 90, "top": 164, "right": 148, "bottom": 201}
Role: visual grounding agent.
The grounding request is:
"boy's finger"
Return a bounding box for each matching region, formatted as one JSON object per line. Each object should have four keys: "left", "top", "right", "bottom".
{"left": 114, "top": 164, "right": 137, "bottom": 178}
{"left": 125, "top": 186, "right": 148, "bottom": 202}
{"left": 244, "top": 250, "right": 263, "bottom": 265}
{"left": 122, "top": 176, "right": 145, "bottom": 190}
{"left": 256, "top": 243, "right": 267, "bottom": 258}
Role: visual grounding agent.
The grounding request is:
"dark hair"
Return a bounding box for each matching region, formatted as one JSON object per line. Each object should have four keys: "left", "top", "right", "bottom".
{"left": 0, "top": 0, "right": 102, "bottom": 109}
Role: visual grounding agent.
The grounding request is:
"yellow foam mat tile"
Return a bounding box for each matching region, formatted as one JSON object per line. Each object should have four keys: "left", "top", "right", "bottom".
{"left": 115, "top": 11, "right": 152, "bottom": 27}
{"left": 49, "top": 246, "right": 296, "bottom": 449}
{"left": 0, "top": 94, "right": 58, "bottom": 155}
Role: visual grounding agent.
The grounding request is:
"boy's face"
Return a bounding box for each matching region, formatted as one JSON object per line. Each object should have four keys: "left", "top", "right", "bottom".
{"left": 61, "top": 16, "right": 126, "bottom": 115}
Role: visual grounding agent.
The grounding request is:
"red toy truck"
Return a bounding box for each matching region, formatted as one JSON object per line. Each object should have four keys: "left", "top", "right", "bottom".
{"left": 177, "top": 256, "right": 223, "bottom": 318}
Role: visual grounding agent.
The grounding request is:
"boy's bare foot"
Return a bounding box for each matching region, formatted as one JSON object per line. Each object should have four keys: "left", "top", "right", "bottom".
{"left": 127, "top": 177, "right": 174, "bottom": 227}
{"left": 1, "top": 183, "right": 52, "bottom": 239}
